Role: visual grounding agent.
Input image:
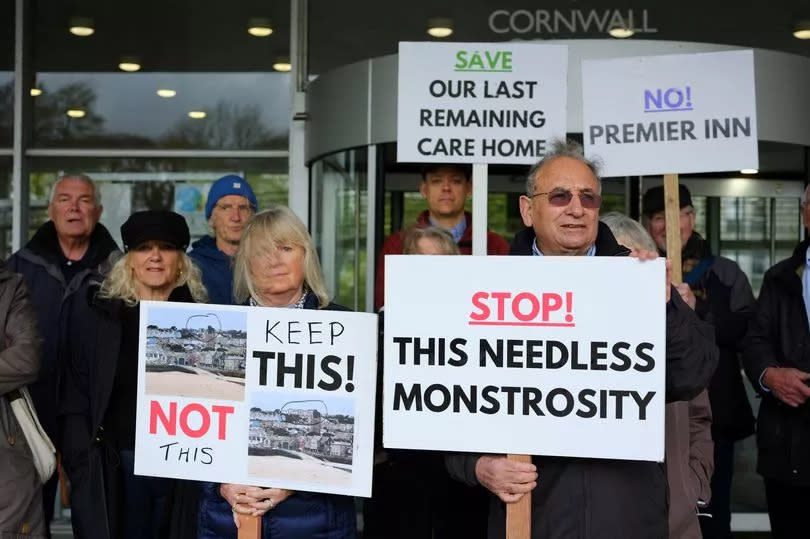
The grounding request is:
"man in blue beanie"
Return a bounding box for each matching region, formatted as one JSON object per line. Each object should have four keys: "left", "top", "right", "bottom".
{"left": 188, "top": 174, "right": 257, "bottom": 304}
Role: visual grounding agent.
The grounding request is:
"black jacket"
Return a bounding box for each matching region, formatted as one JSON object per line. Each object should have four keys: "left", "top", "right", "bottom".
{"left": 60, "top": 284, "right": 195, "bottom": 539}
{"left": 6, "top": 221, "right": 119, "bottom": 440}
{"left": 446, "top": 223, "right": 719, "bottom": 539}
{"left": 680, "top": 234, "right": 756, "bottom": 440}
{"left": 742, "top": 237, "right": 810, "bottom": 486}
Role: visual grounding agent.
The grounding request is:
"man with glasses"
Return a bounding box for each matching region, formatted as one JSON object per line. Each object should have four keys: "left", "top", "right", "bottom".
{"left": 643, "top": 184, "right": 756, "bottom": 539}
{"left": 189, "top": 175, "right": 257, "bottom": 304}
{"left": 446, "top": 139, "right": 717, "bottom": 539}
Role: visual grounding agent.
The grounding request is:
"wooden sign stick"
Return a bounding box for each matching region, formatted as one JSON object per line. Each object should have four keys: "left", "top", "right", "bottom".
{"left": 505, "top": 454, "right": 532, "bottom": 539}
{"left": 238, "top": 515, "right": 261, "bottom": 539}
{"left": 663, "top": 174, "right": 683, "bottom": 283}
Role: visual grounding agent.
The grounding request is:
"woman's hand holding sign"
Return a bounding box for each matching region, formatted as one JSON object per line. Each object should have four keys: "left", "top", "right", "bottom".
{"left": 221, "top": 483, "right": 294, "bottom": 527}
{"left": 475, "top": 455, "right": 538, "bottom": 503}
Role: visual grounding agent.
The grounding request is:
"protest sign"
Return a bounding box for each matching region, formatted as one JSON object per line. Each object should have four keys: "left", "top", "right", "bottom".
{"left": 134, "top": 301, "right": 378, "bottom": 497}
{"left": 397, "top": 41, "right": 567, "bottom": 164}
{"left": 582, "top": 49, "right": 758, "bottom": 177}
{"left": 383, "top": 255, "right": 666, "bottom": 461}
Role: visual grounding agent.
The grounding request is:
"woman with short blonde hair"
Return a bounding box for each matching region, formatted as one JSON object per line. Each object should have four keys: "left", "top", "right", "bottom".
{"left": 401, "top": 226, "right": 460, "bottom": 256}
{"left": 233, "top": 205, "right": 329, "bottom": 308}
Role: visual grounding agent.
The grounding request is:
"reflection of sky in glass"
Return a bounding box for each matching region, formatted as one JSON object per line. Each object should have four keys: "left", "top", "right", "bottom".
{"left": 147, "top": 306, "right": 247, "bottom": 332}
{"left": 33, "top": 72, "right": 290, "bottom": 144}
{"left": 252, "top": 391, "right": 355, "bottom": 418}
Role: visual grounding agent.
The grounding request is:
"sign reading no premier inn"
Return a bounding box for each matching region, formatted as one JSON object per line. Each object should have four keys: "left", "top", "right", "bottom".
{"left": 582, "top": 50, "right": 758, "bottom": 177}
{"left": 397, "top": 42, "right": 567, "bottom": 164}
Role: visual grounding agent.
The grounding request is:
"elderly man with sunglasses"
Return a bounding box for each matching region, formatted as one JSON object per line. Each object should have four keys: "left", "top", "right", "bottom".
{"left": 446, "top": 139, "right": 718, "bottom": 539}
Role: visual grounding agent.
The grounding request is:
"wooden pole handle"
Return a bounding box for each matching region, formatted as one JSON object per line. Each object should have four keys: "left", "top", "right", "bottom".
{"left": 505, "top": 454, "right": 532, "bottom": 539}
{"left": 663, "top": 174, "right": 683, "bottom": 283}
{"left": 237, "top": 514, "right": 261, "bottom": 539}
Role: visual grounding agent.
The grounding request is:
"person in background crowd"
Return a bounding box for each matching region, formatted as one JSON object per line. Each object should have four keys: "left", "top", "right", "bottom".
{"left": 189, "top": 175, "right": 258, "bottom": 305}
{"left": 7, "top": 173, "right": 119, "bottom": 532}
{"left": 197, "top": 205, "right": 355, "bottom": 539}
{"left": 366, "top": 226, "right": 488, "bottom": 539}
{"left": 742, "top": 184, "right": 810, "bottom": 539}
{"left": 374, "top": 163, "right": 510, "bottom": 310}
{"left": 60, "top": 211, "right": 206, "bottom": 539}
{"left": 0, "top": 261, "right": 45, "bottom": 537}
{"left": 643, "top": 184, "right": 755, "bottom": 538}
{"left": 446, "top": 139, "right": 718, "bottom": 539}
{"left": 602, "top": 211, "right": 714, "bottom": 539}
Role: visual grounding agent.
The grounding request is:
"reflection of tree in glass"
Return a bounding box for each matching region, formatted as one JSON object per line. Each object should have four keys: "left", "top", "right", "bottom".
{"left": 132, "top": 180, "right": 174, "bottom": 211}
{"left": 162, "top": 100, "right": 287, "bottom": 149}
{"left": 33, "top": 82, "right": 105, "bottom": 143}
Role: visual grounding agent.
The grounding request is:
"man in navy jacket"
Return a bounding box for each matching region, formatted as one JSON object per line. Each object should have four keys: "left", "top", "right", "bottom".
{"left": 189, "top": 175, "right": 257, "bottom": 304}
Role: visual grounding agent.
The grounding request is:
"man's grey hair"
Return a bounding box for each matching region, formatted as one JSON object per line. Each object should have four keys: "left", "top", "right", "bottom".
{"left": 600, "top": 212, "right": 656, "bottom": 252}
{"left": 48, "top": 173, "right": 101, "bottom": 205}
{"left": 525, "top": 139, "right": 603, "bottom": 196}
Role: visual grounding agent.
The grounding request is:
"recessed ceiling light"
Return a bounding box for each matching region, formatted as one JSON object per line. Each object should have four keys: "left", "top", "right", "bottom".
{"left": 66, "top": 109, "right": 86, "bottom": 118}
{"left": 119, "top": 56, "right": 141, "bottom": 72}
{"left": 248, "top": 17, "right": 273, "bottom": 37}
{"left": 156, "top": 89, "right": 177, "bottom": 98}
{"left": 30, "top": 88, "right": 42, "bottom": 97}
{"left": 188, "top": 111, "right": 206, "bottom": 119}
{"left": 740, "top": 168, "right": 759, "bottom": 174}
{"left": 609, "top": 27, "right": 634, "bottom": 38}
{"left": 69, "top": 17, "right": 95, "bottom": 37}
{"left": 794, "top": 20, "right": 810, "bottom": 39}
{"left": 427, "top": 18, "right": 453, "bottom": 38}
{"left": 272, "top": 58, "right": 292, "bottom": 72}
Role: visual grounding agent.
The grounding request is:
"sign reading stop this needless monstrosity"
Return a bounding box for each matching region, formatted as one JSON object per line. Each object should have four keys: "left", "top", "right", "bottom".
{"left": 397, "top": 41, "right": 567, "bottom": 164}
{"left": 134, "top": 301, "right": 378, "bottom": 497}
{"left": 383, "top": 256, "right": 666, "bottom": 461}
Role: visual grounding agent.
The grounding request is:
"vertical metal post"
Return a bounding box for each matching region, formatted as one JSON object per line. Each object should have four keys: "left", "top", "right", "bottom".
{"left": 12, "top": 0, "right": 31, "bottom": 251}
{"left": 288, "top": 0, "right": 309, "bottom": 222}
{"left": 365, "top": 145, "right": 377, "bottom": 313}
{"left": 472, "top": 163, "right": 488, "bottom": 255}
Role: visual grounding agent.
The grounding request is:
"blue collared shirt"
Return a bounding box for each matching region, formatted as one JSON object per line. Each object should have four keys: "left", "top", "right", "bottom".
{"left": 532, "top": 240, "right": 596, "bottom": 257}
{"left": 429, "top": 216, "right": 467, "bottom": 243}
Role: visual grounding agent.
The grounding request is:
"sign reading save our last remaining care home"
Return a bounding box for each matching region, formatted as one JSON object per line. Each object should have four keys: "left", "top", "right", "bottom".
{"left": 397, "top": 41, "right": 567, "bottom": 165}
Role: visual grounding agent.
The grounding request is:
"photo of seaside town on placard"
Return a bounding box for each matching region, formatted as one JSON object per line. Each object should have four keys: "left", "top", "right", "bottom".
{"left": 144, "top": 307, "right": 248, "bottom": 401}
{"left": 247, "top": 393, "right": 355, "bottom": 487}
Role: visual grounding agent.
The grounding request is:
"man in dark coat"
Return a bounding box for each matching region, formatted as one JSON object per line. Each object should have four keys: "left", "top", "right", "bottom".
{"left": 643, "top": 184, "right": 756, "bottom": 538}
{"left": 6, "top": 173, "right": 119, "bottom": 531}
{"left": 446, "top": 139, "right": 718, "bottom": 539}
{"left": 742, "top": 184, "right": 810, "bottom": 538}
{"left": 374, "top": 163, "right": 510, "bottom": 310}
{"left": 188, "top": 175, "right": 257, "bottom": 304}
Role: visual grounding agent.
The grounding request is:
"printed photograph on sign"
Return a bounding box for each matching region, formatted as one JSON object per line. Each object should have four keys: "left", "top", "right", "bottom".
{"left": 247, "top": 392, "right": 354, "bottom": 487}
{"left": 145, "top": 307, "right": 248, "bottom": 401}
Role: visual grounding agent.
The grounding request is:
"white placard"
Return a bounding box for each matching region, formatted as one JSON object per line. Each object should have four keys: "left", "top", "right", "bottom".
{"left": 135, "top": 302, "right": 378, "bottom": 497}
{"left": 582, "top": 50, "right": 758, "bottom": 177}
{"left": 397, "top": 42, "right": 568, "bottom": 164}
{"left": 383, "top": 256, "right": 666, "bottom": 462}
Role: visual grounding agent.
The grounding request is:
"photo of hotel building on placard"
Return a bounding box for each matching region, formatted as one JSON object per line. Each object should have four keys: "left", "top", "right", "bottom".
{"left": 247, "top": 394, "right": 355, "bottom": 487}
{"left": 144, "top": 307, "right": 248, "bottom": 401}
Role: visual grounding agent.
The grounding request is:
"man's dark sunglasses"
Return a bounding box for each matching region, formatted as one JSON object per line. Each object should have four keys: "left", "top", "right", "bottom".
{"left": 530, "top": 189, "right": 602, "bottom": 209}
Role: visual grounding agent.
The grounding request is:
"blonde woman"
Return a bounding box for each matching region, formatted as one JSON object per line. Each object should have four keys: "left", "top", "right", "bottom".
{"left": 197, "top": 205, "right": 356, "bottom": 539}
{"left": 60, "top": 211, "right": 206, "bottom": 539}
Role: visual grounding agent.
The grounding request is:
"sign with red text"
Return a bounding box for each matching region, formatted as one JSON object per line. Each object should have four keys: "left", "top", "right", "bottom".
{"left": 397, "top": 41, "right": 567, "bottom": 164}
{"left": 582, "top": 50, "right": 758, "bottom": 176}
{"left": 383, "top": 256, "right": 666, "bottom": 461}
{"left": 134, "top": 301, "right": 378, "bottom": 497}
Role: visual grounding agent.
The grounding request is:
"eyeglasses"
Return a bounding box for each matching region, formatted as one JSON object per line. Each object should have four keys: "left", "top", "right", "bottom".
{"left": 649, "top": 209, "right": 693, "bottom": 225}
{"left": 530, "top": 189, "right": 602, "bottom": 209}
{"left": 216, "top": 203, "right": 253, "bottom": 215}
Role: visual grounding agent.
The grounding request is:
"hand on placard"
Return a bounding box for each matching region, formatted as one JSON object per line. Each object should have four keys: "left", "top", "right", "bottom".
{"left": 475, "top": 455, "right": 538, "bottom": 503}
